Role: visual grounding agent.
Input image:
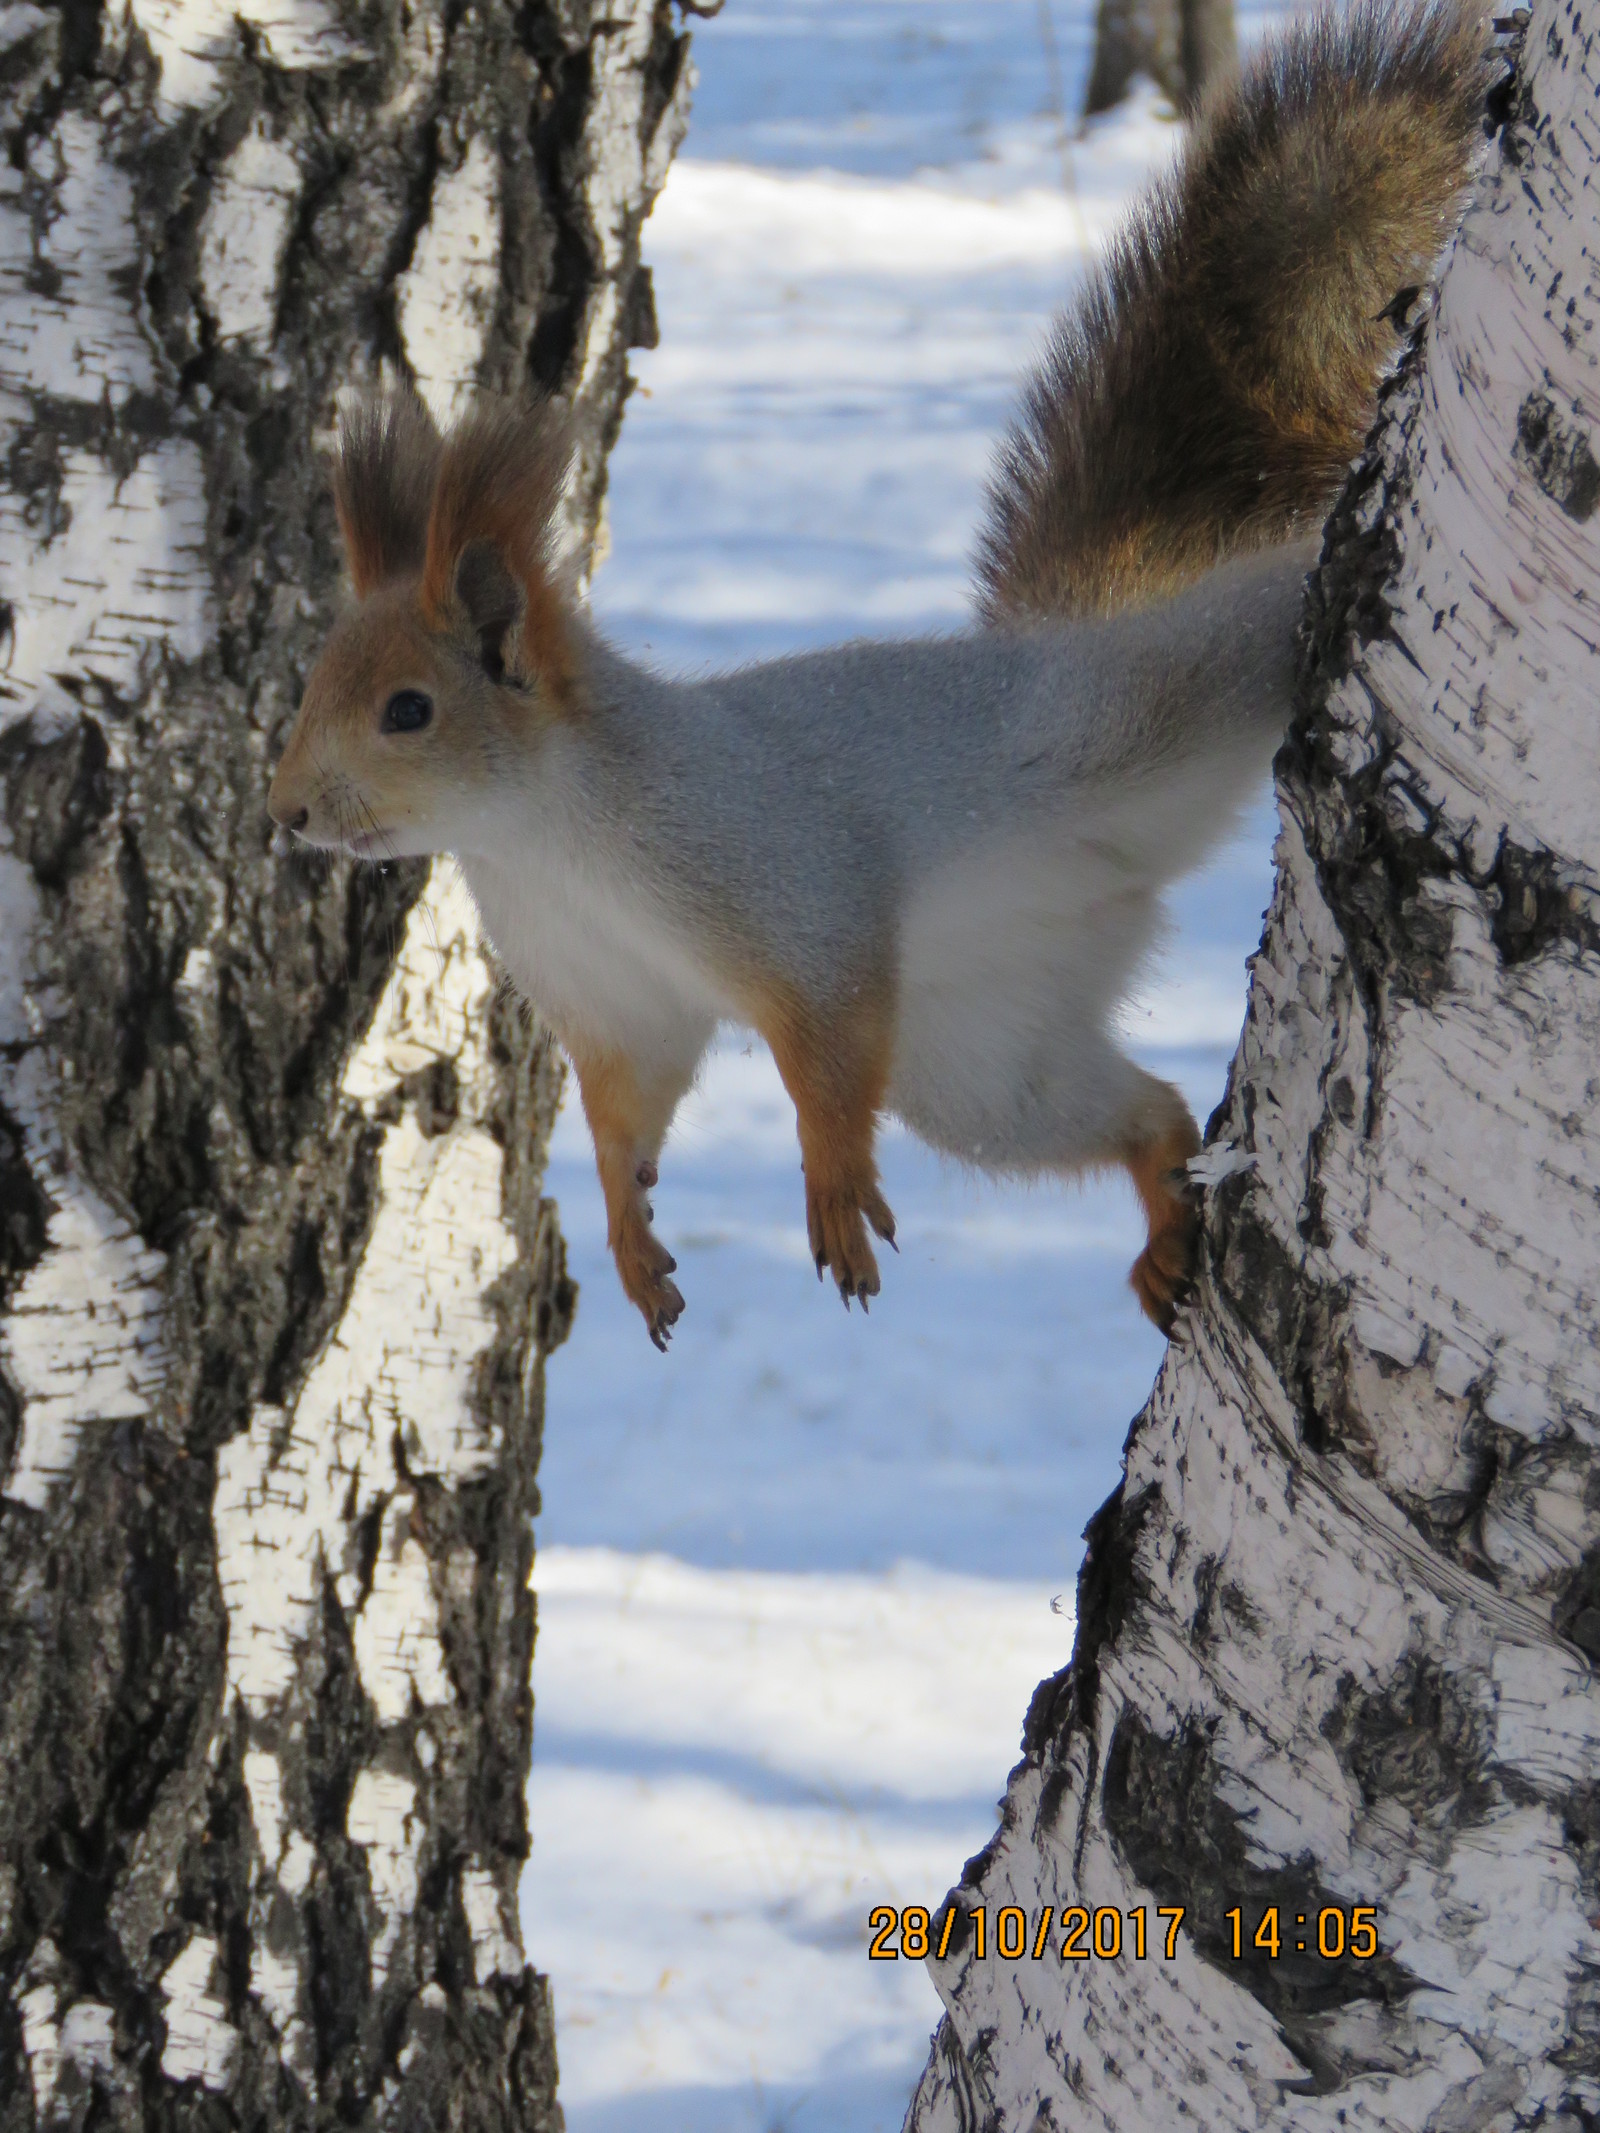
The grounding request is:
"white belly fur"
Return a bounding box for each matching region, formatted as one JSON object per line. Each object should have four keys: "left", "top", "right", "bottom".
{"left": 889, "top": 824, "right": 1163, "bottom": 1166}
{"left": 461, "top": 848, "right": 727, "bottom": 1082}
{"left": 462, "top": 777, "right": 1214, "bottom": 1168}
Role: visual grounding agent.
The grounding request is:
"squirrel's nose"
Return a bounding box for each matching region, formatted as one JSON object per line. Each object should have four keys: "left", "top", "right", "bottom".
{"left": 266, "top": 777, "right": 310, "bottom": 832}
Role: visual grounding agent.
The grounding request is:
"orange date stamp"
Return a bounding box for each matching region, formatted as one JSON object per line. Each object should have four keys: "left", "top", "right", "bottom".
{"left": 867, "top": 1903, "right": 1381, "bottom": 1963}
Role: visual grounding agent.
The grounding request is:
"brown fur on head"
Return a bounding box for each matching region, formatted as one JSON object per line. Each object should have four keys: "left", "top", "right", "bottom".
{"left": 979, "top": 0, "right": 1490, "bottom": 621}
{"left": 267, "top": 388, "right": 579, "bottom": 857}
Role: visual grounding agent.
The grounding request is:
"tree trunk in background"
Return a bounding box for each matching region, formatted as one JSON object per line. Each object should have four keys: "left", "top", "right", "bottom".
{"left": 914, "top": 5, "right": 1600, "bottom": 2125}
{"left": 1083, "top": 0, "right": 1234, "bottom": 116}
{"left": 0, "top": 0, "right": 688, "bottom": 2123}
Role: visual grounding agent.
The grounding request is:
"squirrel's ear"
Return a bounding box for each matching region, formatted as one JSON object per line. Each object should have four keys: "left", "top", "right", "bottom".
{"left": 453, "top": 539, "right": 525, "bottom": 680}
{"left": 420, "top": 397, "right": 578, "bottom": 712}
{"left": 332, "top": 389, "right": 444, "bottom": 597}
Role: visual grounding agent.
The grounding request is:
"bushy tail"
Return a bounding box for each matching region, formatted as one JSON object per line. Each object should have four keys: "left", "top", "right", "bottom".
{"left": 978, "top": 0, "right": 1489, "bottom": 621}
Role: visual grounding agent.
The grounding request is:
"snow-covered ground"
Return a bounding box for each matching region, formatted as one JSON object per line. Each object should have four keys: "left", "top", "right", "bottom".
{"left": 522, "top": 6, "right": 1282, "bottom": 2127}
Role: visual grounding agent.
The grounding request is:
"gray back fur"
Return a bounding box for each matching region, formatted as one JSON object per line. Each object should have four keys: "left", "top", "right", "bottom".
{"left": 551, "top": 543, "right": 1309, "bottom": 997}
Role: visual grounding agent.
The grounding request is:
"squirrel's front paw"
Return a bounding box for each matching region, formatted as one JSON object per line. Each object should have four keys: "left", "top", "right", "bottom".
{"left": 1128, "top": 1178, "right": 1198, "bottom": 1335}
{"left": 806, "top": 1179, "right": 896, "bottom": 1308}
{"left": 614, "top": 1211, "right": 685, "bottom": 1351}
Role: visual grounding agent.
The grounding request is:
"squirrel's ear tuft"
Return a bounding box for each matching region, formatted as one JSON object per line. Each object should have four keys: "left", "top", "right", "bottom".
{"left": 420, "top": 397, "right": 578, "bottom": 712}
{"left": 332, "top": 389, "right": 444, "bottom": 597}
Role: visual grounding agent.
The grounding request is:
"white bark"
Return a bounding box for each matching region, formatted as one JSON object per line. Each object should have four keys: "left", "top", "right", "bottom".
{"left": 909, "top": 4, "right": 1600, "bottom": 2124}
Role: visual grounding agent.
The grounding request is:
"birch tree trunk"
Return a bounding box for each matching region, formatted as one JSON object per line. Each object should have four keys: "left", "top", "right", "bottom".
{"left": 0, "top": 0, "right": 688, "bottom": 2123}
{"left": 1083, "top": 0, "right": 1234, "bottom": 118}
{"left": 911, "top": 3, "right": 1600, "bottom": 2123}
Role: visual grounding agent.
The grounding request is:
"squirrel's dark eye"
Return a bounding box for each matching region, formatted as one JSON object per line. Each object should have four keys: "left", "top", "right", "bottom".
{"left": 381, "top": 689, "right": 432, "bottom": 734}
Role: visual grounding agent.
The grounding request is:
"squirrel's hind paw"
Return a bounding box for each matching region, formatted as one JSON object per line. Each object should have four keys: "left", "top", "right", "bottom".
{"left": 1128, "top": 1181, "right": 1200, "bottom": 1334}
{"left": 1123, "top": 1115, "right": 1202, "bottom": 1336}
{"left": 1129, "top": 1228, "right": 1196, "bottom": 1335}
{"left": 614, "top": 1218, "right": 685, "bottom": 1350}
{"left": 806, "top": 1181, "right": 895, "bottom": 1307}
{"left": 645, "top": 1271, "right": 686, "bottom": 1351}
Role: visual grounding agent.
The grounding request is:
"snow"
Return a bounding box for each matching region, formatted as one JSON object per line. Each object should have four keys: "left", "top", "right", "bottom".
{"left": 529, "top": 1550, "right": 1073, "bottom": 2130}
{"left": 521, "top": 5, "right": 1286, "bottom": 2128}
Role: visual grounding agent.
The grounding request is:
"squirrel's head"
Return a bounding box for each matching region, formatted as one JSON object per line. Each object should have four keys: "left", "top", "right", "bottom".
{"left": 268, "top": 390, "right": 579, "bottom": 861}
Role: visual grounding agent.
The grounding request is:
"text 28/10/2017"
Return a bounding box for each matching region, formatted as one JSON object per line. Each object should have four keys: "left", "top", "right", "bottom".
{"left": 867, "top": 1905, "right": 1381, "bottom": 1963}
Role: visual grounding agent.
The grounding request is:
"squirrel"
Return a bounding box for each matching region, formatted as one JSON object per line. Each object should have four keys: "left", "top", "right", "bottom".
{"left": 267, "top": 0, "right": 1487, "bottom": 1348}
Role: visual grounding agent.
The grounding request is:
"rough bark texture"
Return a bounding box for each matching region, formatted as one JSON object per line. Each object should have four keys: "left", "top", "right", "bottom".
{"left": 1083, "top": 0, "right": 1235, "bottom": 117}
{"left": 912, "top": 3, "right": 1600, "bottom": 2126}
{"left": 0, "top": 0, "right": 689, "bottom": 2123}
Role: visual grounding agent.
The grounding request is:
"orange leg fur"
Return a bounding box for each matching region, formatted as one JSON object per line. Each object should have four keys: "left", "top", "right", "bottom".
{"left": 760, "top": 994, "right": 897, "bottom": 1307}
{"left": 566, "top": 1041, "right": 687, "bottom": 1349}
{"left": 1119, "top": 1102, "right": 1203, "bottom": 1334}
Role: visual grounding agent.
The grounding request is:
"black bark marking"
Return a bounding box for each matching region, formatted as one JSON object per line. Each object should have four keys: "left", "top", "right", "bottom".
{"left": 1482, "top": 838, "right": 1600, "bottom": 965}
{"left": 1515, "top": 387, "right": 1600, "bottom": 519}
{"left": 0, "top": 1426, "right": 223, "bottom": 2120}
{"left": 0, "top": 711, "right": 111, "bottom": 889}
{"left": 1554, "top": 1541, "right": 1600, "bottom": 1664}
{"left": 1102, "top": 1712, "right": 1418, "bottom": 2090}
{"left": 625, "top": 261, "right": 660, "bottom": 350}
{"left": 1291, "top": 339, "right": 1468, "bottom": 1011}
{"left": 0, "top": 1099, "right": 49, "bottom": 1294}
{"left": 1323, "top": 1654, "right": 1495, "bottom": 1824}
{"left": 1213, "top": 1174, "right": 1306, "bottom": 1366}
{"left": 1189, "top": 1553, "right": 1262, "bottom": 1651}
{"left": 1053, "top": 1479, "right": 1158, "bottom": 1741}
{"left": 1209, "top": 1171, "right": 1353, "bottom": 1457}
{"left": 525, "top": 42, "right": 599, "bottom": 393}
{"left": 1282, "top": 728, "right": 1459, "bottom": 1012}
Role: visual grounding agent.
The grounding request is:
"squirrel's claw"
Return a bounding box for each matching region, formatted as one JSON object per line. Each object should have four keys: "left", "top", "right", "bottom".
{"left": 616, "top": 1208, "right": 685, "bottom": 1349}
{"left": 863, "top": 1188, "right": 896, "bottom": 1249}
{"left": 1128, "top": 1191, "right": 1199, "bottom": 1335}
{"left": 805, "top": 1183, "right": 891, "bottom": 1310}
{"left": 644, "top": 1275, "right": 685, "bottom": 1350}
{"left": 647, "top": 1274, "right": 685, "bottom": 1351}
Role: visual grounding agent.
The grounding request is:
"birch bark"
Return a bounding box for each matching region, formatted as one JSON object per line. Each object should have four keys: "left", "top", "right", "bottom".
{"left": 1082, "top": 0, "right": 1235, "bottom": 117}
{"left": 911, "top": 2, "right": 1600, "bottom": 2124}
{"left": 0, "top": 0, "right": 689, "bottom": 2123}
